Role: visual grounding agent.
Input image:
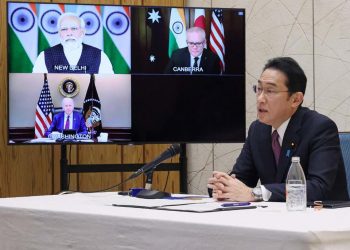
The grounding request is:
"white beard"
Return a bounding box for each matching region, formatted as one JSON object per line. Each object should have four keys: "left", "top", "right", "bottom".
{"left": 61, "top": 37, "right": 83, "bottom": 51}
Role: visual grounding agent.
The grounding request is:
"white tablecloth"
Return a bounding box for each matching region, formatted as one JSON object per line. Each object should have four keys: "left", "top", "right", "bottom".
{"left": 0, "top": 192, "right": 349, "bottom": 250}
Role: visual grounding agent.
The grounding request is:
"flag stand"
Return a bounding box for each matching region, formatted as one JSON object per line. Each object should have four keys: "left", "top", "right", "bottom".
{"left": 60, "top": 144, "right": 69, "bottom": 191}
{"left": 134, "top": 171, "right": 171, "bottom": 199}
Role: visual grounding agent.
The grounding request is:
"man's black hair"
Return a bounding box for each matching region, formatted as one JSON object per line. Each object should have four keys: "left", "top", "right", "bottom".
{"left": 263, "top": 57, "right": 307, "bottom": 94}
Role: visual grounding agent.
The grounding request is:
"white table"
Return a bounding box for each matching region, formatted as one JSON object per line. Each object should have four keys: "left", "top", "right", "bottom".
{"left": 0, "top": 192, "right": 349, "bottom": 250}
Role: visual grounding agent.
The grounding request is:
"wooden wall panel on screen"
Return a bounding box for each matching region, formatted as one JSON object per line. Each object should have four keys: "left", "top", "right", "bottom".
{"left": 77, "top": 1, "right": 121, "bottom": 4}
{"left": 76, "top": 145, "right": 123, "bottom": 192}
{"left": 122, "top": 0, "right": 142, "bottom": 5}
{"left": 122, "top": 145, "right": 145, "bottom": 191}
{"left": 54, "top": 0, "right": 76, "bottom": 4}
{"left": 143, "top": 0, "right": 184, "bottom": 7}
{"left": 185, "top": 0, "right": 211, "bottom": 7}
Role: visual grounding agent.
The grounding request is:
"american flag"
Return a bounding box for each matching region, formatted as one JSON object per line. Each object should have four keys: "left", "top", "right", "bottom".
{"left": 209, "top": 9, "right": 225, "bottom": 73}
{"left": 34, "top": 74, "right": 54, "bottom": 138}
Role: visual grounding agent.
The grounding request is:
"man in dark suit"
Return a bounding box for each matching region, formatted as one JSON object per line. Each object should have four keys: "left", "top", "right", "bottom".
{"left": 33, "top": 12, "right": 113, "bottom": 74}
{"left": 164, "top": 27, "right": 221, "bottom": 74}
{"left": 45, "top": 97, "right": 87, "bottom": 137}
{"left": 208, "top": 57, "right": 349, "bottom": 202}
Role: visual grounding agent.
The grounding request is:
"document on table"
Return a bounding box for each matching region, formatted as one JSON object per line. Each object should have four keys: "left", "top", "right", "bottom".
{"left": 112, "top": 195, "right": 214, "bottom": 208}
{"left": 112, "top": 196, "right": 257, "bottom": 212}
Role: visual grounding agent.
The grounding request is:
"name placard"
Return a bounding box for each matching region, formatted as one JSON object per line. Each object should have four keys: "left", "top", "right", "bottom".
{"left": 53, "top": 65, "right": 89, "bottom": 72}
{"left": 172, "top": 66, "right": 204, "bottom": 73}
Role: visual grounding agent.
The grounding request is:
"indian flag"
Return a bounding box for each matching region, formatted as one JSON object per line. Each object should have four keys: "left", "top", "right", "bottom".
{"left": 103, "top": 6, "right": 131, "bottom": 74}
{"left": 8, "top": 2, "right": 38, "bottom": 73}
{"left": 76, "top": 5, "right": 103, "bottom": 50}
{"left": 37, "top": 4, "right": 64, "bottom": 54}
{"left": 168, "top": 8, "right": 187, "bottom": 58}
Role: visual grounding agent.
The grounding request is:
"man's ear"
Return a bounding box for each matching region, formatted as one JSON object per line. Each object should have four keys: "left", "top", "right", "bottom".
{"left": 291, "top": 92, "right": 304, "bottom": 107}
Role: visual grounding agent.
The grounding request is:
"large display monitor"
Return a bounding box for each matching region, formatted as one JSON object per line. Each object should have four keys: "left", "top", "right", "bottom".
{"left": 7, "top": 2, "right": 246, "bottom": 144}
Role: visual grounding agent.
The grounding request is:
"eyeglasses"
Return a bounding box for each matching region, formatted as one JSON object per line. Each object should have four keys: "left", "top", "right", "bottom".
{"left": 253, "top": 85, "right": 290, "bottom": 97}
{"left": 187, "top": 41, "right": 204, "bottom": 47}
{"left": 60, "top": 26, "right": 80, "bottom": 32}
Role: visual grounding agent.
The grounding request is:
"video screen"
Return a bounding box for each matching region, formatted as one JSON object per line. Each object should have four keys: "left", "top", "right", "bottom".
{"left": 7, "top": 2, "right": 245, "bottom": 144}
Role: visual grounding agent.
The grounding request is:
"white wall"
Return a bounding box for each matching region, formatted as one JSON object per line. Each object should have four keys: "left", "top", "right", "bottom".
{"left": 186, "top": 0, "right": 350, "bottom": 194}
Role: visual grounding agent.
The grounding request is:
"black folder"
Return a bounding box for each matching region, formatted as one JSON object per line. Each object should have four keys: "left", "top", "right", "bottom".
{"left": 112, "top": 203, "right": 257, "bottom": 213}
{"left": 307, "top": 200, "right": 350, "bottom": 209}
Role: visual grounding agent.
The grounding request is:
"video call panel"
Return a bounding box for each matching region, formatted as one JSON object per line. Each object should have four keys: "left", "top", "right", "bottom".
{"left": 131, "top": 7, "right": 245, "bottom": 75}
{"left": 131, "top": 75, "right": 246, "bottom": 143}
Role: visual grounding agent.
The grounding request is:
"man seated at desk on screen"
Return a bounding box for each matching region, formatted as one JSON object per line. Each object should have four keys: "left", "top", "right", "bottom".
{"left": 45, "top": 97, "right": 87, "bottom": 138}
{"left": 164, "top": 27, "right": 221, "bottom": 74}
{"left": 208, "top": 57, "right": 349, "bottom": 202}
{"left": 33, "top": 12, "right": 114, "bottom": 74}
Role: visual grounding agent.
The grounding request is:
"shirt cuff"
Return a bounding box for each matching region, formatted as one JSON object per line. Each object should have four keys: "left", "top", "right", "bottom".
{"left": 261, "top": 185, "right": 272, "bottom": 201}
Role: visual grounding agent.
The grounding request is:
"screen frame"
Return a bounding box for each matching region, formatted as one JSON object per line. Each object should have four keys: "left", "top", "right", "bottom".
{"left": 7, "top": 1, "right": 246, "bottom": 145}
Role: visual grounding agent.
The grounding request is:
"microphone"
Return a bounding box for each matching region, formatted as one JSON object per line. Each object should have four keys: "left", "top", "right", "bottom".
{"left": 128, "top": 144, "right": 181, "bottom": 181}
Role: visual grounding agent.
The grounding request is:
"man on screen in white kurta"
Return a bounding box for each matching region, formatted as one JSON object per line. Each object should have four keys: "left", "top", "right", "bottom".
{"left": 33, "top": 12, "right": 113, "bottom": 74}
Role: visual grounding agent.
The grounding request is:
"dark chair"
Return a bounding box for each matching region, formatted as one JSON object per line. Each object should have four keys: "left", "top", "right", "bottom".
{"left": 339, "top": 132, "right": 350, "bottom": 195}
{"left": 52, "top": 107, "right": 83, "bottom": 116}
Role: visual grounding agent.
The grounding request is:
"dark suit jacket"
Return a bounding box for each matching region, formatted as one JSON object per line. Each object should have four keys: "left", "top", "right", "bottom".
{"left": 44, "top": 43, "right": 101, "bottom": 74}
{"left": 233, "top": 107, "right": 349, "bottom": 202}
{"left": 44, "top": 111, "right": 88, "bottom": 137}
{"left": 164, "top": 48, "right": 221, "bottom": 74}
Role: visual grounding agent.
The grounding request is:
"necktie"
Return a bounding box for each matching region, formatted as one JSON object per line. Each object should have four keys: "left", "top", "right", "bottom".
{"left": 65, "top": 116, "right": 70, "bottom": 130}
{"left": 193, "top": 57, "right": 199, "bottom": 68}
{"left": 272, "top": 130, "right": 281, "bottom": 165}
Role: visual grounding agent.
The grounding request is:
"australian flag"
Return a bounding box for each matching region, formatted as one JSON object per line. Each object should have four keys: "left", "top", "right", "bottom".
{"left": 147, "top": 8, "right": 167, "bottom": 72}
{"left": 132, "top": 8, "right": 168, "bottom": 73}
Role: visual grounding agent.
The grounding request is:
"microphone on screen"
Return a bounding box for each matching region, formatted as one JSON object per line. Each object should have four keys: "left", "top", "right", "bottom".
{"left": 127, "top": 144, "right": 181, "bottom": 181}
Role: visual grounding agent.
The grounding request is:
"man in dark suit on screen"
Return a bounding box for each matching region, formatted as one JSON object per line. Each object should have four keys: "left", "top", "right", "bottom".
{"left": 164, "top": 27, "right": 221, "bottom": 74}
{"left": 45, "top": 97, "right": 87, "bottom": 137}
{"left": 208, "top": 57, "right": 349, "bottom": 202}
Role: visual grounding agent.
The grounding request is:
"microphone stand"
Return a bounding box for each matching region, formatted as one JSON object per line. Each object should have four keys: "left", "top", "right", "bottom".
{"left": 135, "top": 168, "right": 171, "bottom": 199}
{"left": 145, "top": 171, "right": 153, "bottom": 190}
{"left": 125, "top": 144, "right": 180, "bottom": 199}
